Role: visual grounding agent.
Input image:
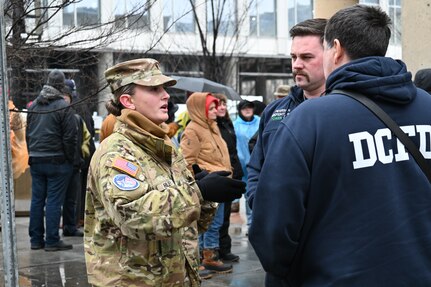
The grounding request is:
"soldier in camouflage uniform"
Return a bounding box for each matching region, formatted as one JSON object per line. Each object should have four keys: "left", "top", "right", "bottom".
{"left": 84, "top": 58, "right": 245, "bottom": 286}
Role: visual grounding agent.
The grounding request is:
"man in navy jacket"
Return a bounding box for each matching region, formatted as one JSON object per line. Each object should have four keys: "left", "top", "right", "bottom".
{"left": 249, "top": 5, "right": 431, "bottom": 286}
{"left": 247, "top": 18, "right": 327, "bottom": 209}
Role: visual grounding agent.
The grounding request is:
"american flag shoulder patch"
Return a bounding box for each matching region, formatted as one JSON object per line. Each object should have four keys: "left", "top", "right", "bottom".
{"left": 112, "top": 157, "right": 139, "bottom": 177}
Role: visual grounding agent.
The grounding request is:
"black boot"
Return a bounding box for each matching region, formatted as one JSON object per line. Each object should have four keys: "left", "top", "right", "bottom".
{"left": 220, "top": 252, "right": 240, "bottom": 262}
{"left": 198, "top": 265, "right": 213, "bottom": 279}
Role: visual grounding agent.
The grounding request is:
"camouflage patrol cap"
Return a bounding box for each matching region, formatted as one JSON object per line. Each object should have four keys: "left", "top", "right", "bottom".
{"left": 104, "top": 58, "right": 176, "bottom": 93}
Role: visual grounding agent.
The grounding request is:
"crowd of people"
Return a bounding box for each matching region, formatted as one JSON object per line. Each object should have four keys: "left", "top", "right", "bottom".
{"left": 6, "top": 3, "right": 430, "bottom": 287}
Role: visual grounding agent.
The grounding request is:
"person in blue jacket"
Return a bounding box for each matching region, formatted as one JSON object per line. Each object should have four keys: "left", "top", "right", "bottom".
{"left": 233, "top": 100, "right": 260, "bottom": 228}
{"left": 249, "top": 4, "right": 431, "bottom": 286}
{"left": 247, "top": 18, "right": 327, "bottom": 209}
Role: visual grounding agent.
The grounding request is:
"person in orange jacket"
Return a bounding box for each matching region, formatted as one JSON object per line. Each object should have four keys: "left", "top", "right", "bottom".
{"left": 9, "top": 100, "right": 29, "bottom": 179}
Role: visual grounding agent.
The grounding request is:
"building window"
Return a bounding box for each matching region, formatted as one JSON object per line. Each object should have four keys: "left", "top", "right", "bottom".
{"left": 360, "top": 0, "right": 380, "bottom": 5}
{"left": 163, "top": 0, "right": 195, "bottom": 33}
{"left": 114, "top": 0, "right": 150, "bottom": 30}
{"left": 249, "top": 0, "right": 277, "bottom": 37}
{"left": 360, "top": 0, "right": 402, "bottom": 45}
{"left": 288, "top": 0, "right": 313, "bottom": 31}
{"left": 207, "top": 0, "right": 237, "bottom": 36}
{"left": 63, "top": 0, "right": 100, "bottom": 27}
{"left": 388, "top": 0, "right": 401, "bottom": 45}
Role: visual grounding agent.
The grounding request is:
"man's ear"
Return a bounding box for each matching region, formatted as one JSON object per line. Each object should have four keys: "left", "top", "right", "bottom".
{"left": 333, "top": 39, "right": 347, "bottom": 65}
{"left": 119, "top": 94, "right": 135, "bottom": 110}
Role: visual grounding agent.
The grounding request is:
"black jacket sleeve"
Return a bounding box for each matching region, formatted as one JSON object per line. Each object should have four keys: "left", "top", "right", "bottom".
{"left": 248, "top": 130, "right": 259, "bottom": 154}
{"left": 61, "top": 107, "right": 78, "bottom": 163}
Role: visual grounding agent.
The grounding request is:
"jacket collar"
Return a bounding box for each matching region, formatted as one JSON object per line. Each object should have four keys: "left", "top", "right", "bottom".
{"left": 116, "top": 109, "right": 174, "bottom": 164}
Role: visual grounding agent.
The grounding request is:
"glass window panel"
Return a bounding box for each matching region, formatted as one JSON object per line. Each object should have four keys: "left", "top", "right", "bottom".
{"left": 288, "top": 0, "right": 295, "bottom": 31}
{"left": 389, "top": 4, "right": 401, "bottom": 45}
{"left": 288, "top": 0, "right": 312, "bottom": 31}
{"left": 63, "top": 4, "right": 75, "bottom": 27}
{"left": 63, "top": 0, "right": 100, "bottom": 27}
{"left": 114, "top": 1, "right": 150, "bottom": 30}
{"left": 249, "top": 0, "right": 276, "bottom": 37}
{"left": 207, "top": 0, "right": 236, "bottom": 36}
{"left": 76, "top": 0, "right": 100, "bottom": 26}
{"left": 163, "top": 0, "right": 195, "bottom": 33}
{"left": 128, "top": 14, "right": 150, "bottom": 29}
{"left": 359, "top": 0, "right": 379, "bottom": 4}
{"left": 296, "top": 0, "right": 312, "bottom": 23}
{"left": 249, "top": 0, "right": 257, "bottom": 36}
{"left": 163, "top": 0, "right": 173, "bottom": 31}
{"left": 258, "top": 0, "right": 276, "bottom": 37}
{"left": 114, "top": 1, "right": 126, "bottom": 29}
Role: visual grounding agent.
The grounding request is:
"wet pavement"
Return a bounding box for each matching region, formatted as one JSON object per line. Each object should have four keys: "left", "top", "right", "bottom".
{"left": 0, "top": 198, "right": 265, "bottom": 286}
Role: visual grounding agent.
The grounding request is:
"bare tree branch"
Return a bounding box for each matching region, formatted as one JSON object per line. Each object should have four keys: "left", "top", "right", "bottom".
{"left": 5, "top": 0, "right": 162, "bottom": 108}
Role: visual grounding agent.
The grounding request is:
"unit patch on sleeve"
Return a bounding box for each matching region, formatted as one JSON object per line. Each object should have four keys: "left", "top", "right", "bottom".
{"left": 112, "top": 157, "right": 139, "bottom": 177}
{"left": 113, "top": 174, "right": 140, "bottom": 191}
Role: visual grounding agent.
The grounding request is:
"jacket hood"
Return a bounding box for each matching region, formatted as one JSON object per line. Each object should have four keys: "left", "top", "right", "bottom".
{"left": 186, "top": 92, "right": 216, "bottom": 130}
{"left": 326, "top": 56, "right": 416, "bottom": 104}
{"left": 37, "top": 85, "right": 64, "bottom": 105}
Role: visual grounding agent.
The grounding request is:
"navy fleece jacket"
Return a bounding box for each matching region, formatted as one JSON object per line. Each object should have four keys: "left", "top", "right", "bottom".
{"left": 247, "top": 86, "right": 304, "bottom": 208}
{"left": 249, "top": 57, "right": 431, "bottom": 286}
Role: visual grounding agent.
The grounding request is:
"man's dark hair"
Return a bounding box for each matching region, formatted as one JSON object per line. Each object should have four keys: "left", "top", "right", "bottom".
{"left": 289, "top": 18, "right": 327, "bottom": 44}
{"left": 414, "top": 68, "right": 431, "bottom": 94}
{"left": 325, "top": 4, "right": 391, "bottom": 60}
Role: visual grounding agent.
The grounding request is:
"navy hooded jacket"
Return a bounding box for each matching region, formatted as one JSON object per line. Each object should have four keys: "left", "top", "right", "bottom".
{"left": 249, "top": 57, "right": 431, "bottom": 286}
{"left": 247, "top": 86, "right": 304, "bottom": 208}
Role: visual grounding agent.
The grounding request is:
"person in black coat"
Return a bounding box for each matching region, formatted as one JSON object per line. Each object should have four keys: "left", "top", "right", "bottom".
{"left": 213, "top": 93, "right": 244, "bottom": 262}
{"left": 26, "top": 70, "right": 77, "bottom": 251}
{"left": 64, "top": 80, "right": 96, "bottom": 227}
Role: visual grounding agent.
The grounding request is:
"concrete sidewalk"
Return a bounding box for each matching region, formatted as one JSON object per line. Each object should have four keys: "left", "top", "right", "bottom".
{"left": 0, "top": 198, "right": 265, "bottom": 286}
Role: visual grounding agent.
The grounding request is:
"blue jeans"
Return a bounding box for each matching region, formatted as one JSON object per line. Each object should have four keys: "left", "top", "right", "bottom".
{"left": 200, "top": 203, "right": 224, "bottom": 249}
{"left": 29, "top": 162, "right": 73, "bottom": 246}
{"left": 63, "top": 168, "right": 81, "bottom": 234}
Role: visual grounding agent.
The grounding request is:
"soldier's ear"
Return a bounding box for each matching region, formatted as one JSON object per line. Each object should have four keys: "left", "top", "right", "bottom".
{"left": 119, "top": 94, "right": 135, "bottom": 110}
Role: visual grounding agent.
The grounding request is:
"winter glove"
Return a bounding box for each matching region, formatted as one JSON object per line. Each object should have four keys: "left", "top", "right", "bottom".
{"left": 195, "top": 169, "right": 246, "bottom": 203}
{"left": 192, "top": 164, "right": 209, "bottom": 180}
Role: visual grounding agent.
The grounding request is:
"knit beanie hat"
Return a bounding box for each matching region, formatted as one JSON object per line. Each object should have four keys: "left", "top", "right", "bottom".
{"left": 47, "top": 70, "right": 66, "bottom": 92}
{"left": 65, "top": 79, "right": 77, "bottom": 98}
{"left": 237, "top": 100, "right": 255, "bottom": 122}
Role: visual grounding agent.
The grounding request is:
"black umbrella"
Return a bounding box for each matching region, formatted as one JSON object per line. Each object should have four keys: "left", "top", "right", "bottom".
{"left": 170, "top": 76, "right": 242, "bottom": 101}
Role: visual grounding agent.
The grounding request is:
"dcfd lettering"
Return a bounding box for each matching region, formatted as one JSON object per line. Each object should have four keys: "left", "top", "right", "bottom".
{"left": 348, "top": 125, "right": 431, "bottom": 169}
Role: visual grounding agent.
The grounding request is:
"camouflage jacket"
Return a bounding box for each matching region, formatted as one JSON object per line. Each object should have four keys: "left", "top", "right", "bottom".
{"left": 84, "top": 109, "right": 216, "bottom": 286}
